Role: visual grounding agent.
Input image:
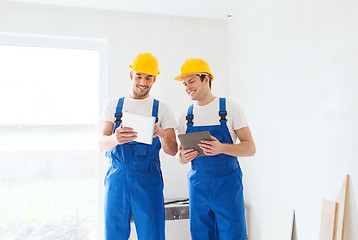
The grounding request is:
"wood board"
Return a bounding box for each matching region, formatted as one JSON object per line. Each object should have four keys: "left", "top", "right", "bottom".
{"left": 334, "top": 175, "right": 349, "bottom": 240}
{"left": 319, "top": 199, "right": 337, "bottom": 240}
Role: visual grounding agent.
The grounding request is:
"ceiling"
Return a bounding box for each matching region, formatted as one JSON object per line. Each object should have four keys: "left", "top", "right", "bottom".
{"left": 9, "top": 0, "right": 250, "bottom": 20}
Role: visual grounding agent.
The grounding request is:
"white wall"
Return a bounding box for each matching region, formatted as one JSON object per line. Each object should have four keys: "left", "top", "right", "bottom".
{"left": 228, "top": 0, "right": 358, "bottom": 239}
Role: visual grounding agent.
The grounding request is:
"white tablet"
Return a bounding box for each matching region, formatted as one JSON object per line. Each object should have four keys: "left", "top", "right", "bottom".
{"left": 121, "top": 111, "right": 156, "bottom": 145}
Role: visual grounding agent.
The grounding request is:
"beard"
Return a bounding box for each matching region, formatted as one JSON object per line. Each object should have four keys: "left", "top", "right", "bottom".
{"left": 133, "top": 84, "right": 150, "bottom": 98}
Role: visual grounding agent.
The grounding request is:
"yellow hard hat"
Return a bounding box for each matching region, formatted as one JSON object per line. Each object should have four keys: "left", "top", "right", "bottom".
{"left": 174, "top": 58, "right": 213, "bottom": 81}
{"left": 129, "top": 52, "right": 160, "bottom": 76}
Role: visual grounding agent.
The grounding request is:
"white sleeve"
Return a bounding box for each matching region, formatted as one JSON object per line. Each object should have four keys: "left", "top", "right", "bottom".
{"left": 101, "top": 99, "right": 117, "bottom": 123}
{"left": 228, "top": 99, "right": 249, "bottom": 130}
{"left": 158, "top": 102, "right": 177, "bottom": 130}
{"left": 176, "top": 111, "right": 187, "bottom": 135}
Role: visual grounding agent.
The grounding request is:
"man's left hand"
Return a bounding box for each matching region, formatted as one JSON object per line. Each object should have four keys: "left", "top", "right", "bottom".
{"left": 153, "top": 124, "right": 166, "bottom": 139}
{"left": 198, "top": 136, "right": 223, "bottom": 156}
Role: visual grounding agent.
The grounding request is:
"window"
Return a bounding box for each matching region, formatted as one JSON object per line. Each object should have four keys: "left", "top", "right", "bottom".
{"left": 0, "top": 45, "right": 99, "bottom": 126}
{"left": 0, "top": 35, "right": 107, "bottom": 239}
{"left": 0, "top": 45, "right": 101, "bottom": 151}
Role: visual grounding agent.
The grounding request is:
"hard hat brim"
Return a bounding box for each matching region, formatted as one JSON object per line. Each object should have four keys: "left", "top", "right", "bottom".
{"left": 174, "top": 74, "right": 183, "bottom": 81}
{"left": 174, "top": 73, "right": 214, "bottom": 81}
{"left": 129, "top": 65, "right": 160, "bottom": 76}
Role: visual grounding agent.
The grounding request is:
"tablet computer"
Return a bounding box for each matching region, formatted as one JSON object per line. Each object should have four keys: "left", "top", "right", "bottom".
{"left": 178, "top": 131, "right": 212, "bottom": 157}
{"left": 121, "top": 111, "right": 156, "bottom": 145}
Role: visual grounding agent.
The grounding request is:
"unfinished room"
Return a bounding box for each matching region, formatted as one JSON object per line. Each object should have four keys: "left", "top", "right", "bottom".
{"left": 0, "top": 0, "right": 357, "bottom": 239}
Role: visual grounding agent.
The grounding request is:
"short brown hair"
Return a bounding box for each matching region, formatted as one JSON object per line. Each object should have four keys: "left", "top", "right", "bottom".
{"left": 198, "top": 74, "right": 211, "bottom": 88}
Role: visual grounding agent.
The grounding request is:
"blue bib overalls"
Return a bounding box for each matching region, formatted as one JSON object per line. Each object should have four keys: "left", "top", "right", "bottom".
{"left": 104, "top": 97, "right": 165, "bottom": 240}
{"left": 186, "top": 98, "right": 247, "bottom": 240}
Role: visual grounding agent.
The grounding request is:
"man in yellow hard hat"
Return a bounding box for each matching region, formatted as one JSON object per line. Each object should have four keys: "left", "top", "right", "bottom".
{"left": 99, "top": 52, "right": 178, "bottom": 240}
{"left": 175, "top": 58, "right": 256, "bottom": 240}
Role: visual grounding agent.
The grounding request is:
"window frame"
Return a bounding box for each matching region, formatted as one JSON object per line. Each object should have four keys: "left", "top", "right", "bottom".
{"left": 0, "top": 32, "right": 108, "bottom": 239}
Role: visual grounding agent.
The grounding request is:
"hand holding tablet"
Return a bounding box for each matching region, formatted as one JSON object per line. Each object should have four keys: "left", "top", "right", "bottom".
{"left": 121, "top": 112, "right": 156, "bottom": 145}
{"left": 178, "top": 131, "right": 212, "bottom": 157}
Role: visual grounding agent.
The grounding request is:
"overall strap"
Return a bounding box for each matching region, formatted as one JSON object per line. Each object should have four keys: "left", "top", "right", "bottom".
{"left": 152, "top": 99, "right": 159, "bottom": 123}
{"left": 113, "top": 97, "right": 125, "bottom": 133}
{"left": 219, "top": 98, "right": 228, "bottom": 126}
{"left": 186, "top": 104, "right": 194, "bottom": 127}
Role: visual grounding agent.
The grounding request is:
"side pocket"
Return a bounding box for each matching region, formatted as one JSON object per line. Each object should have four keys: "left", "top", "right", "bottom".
{"left": 104, "top": 165, "right": 122, "bottom": 186}
{"left": 187, "top": 169, "right": 198, "bottom": 180}
{"left": 235, "top": 165, "right": 243, "bottom": 186}
{"left": 104, "top": 166, "right": 113, "bottom": 186}
{"left": 155, "top": 163, "right": 164, "bottom": 188}
{"left": 154, "top": 162, "right": 162, "bottom": 176}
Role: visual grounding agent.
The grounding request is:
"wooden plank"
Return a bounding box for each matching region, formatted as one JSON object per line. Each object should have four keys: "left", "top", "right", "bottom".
{"left": 334, "top": 175, "right": 349, "bottom": 240}
{"left": 261, "top": 201, "right": 295, "bottom": 240}
{"left": 319, "top": 199, "right": 337, "bottom": 240}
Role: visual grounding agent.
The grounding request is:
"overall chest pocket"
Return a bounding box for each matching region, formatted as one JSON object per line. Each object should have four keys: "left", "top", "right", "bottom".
{"left": 133, "top": 144, "right": 149, "bottom": 164}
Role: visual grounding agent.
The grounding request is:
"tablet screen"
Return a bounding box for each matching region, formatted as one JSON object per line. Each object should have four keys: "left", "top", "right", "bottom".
{"left": 121, "top": 112, "right": 156, "bottom": 145}
{"left": 178, "top": 131, "right": 212, "bottom": 157}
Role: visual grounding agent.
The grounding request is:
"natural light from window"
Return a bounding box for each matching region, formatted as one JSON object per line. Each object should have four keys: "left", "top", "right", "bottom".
{"left": 0, "top": 45, "right": 100, "bottom": 151}
{"left": 0, "top": 45, "right": 99, "bottom": 125}
{"left": 0, "top": 43, "right": 101, "bottom": 240}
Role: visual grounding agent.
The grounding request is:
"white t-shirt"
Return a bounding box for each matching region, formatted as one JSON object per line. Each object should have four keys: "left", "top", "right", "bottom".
{"left": 177, "top": 97, "right": 248, "bottom": 143}
{"left": 101, "top": 95, "right": 177, "bottom": 130}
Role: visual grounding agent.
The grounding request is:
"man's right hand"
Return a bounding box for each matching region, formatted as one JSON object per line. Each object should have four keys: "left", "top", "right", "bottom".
{"left": 114, "top": 124, "right": 137, "bottom": 145}
{"left": 180, "top": 148, "right": 198, "bottom": 163}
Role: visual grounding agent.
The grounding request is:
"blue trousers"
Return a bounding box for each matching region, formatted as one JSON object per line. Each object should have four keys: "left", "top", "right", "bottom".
{"left": 104, "top": 164, "right": 165, "bottom": 240}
